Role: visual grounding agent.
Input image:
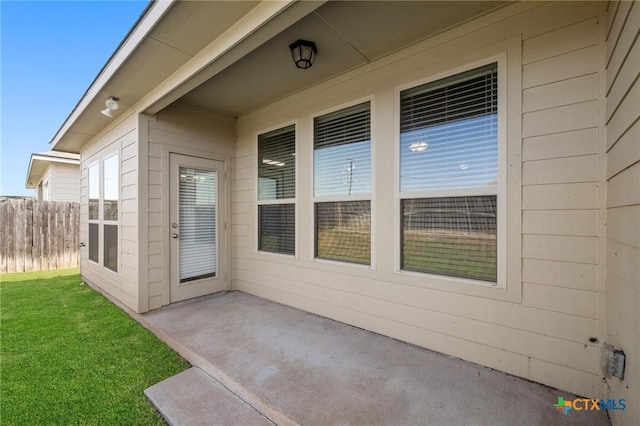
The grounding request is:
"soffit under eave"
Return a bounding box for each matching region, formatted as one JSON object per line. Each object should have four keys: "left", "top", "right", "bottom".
{"left": 50, "top": 0, "right": 268, "bottom": 153}
{"left": 25, "top": 158, "right": 49, "bottom": 189}
{"left": 177, "top": 1, "right": 508, "bottom": 118}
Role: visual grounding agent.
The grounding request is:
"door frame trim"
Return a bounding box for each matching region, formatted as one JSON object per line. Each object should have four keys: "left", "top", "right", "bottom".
{"left": 159, "top": 144, "right": 232, "bottom": 308}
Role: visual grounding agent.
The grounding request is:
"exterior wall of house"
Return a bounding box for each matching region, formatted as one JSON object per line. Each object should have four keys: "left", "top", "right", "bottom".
{"left": 604, "top": 1, "right": 639, "bottom": 424}
{"left": 140, "top": 104, "right": 235, "bottom": 311}
{"left": 234, "top": 1, "right": 608, "bottom": 399}
{"left": 37, "top": 166, "right": 52, "bottom": 201}
{"left": 49, "top": 162, "right": 80, "bottom": 202}
{"left": 80, "top": 113, "right": 139, "bottom": 311}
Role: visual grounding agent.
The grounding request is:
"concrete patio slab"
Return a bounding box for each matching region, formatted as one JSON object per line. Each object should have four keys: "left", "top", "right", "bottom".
{"left": 142, "top": 291, "right": 610, "bottom": 426}
{"left": 145, "top": 367, "right": 273, "bottom": 426}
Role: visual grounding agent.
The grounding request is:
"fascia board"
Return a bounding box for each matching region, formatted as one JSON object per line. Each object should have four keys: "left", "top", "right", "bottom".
{"left": 50, "top": 0, "right": 174, "bottom": 151}
{"left": 25, "top": 154, "right": 80, "bottom": 188}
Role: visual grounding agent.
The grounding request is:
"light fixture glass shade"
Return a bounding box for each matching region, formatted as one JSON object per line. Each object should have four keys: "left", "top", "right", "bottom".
{"left": 101, "top": 96, "right": 119, "bottom": 118}
{"left": 105, "top": 97, "right": 119, "bottom": 110}
{"left": 289, "top": 39, "right": 317, "bottom": 69}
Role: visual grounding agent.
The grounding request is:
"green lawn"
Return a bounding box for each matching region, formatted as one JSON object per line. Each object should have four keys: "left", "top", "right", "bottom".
{"left": 1, "top": 269, "right": 189, "bottom": 425}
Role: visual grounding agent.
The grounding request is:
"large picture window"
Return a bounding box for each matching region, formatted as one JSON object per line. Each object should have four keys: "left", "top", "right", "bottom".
{"left": 400, "top": 63, "right": 498, "bottom": 281}
{"left": 314, "top": 102, "right": 371, "bottom": 264}
{"left": 257, "top": 125, "right": 295, "bottom": 255}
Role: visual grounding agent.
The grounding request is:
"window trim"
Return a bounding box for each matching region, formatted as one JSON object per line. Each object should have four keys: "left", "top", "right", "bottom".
{"left": 102, "top": 152, "right": 120, "bottom": 273}
{"left": 394, "top": 54, "right": 508, "bottom": 289}
{"left": 85, "top": 150, "right": 120, "bottom": 274}
{"left": 255, "top": 120, "right": 299, "bottom": 258}
{"left": 42, "top": 178, "right": 50, "bottom": 201}
{"left": 87, "top": 160, "right": 100, "bottom": 266}
{"left": 309, "top": 96, "right": 376, "bottom": 268}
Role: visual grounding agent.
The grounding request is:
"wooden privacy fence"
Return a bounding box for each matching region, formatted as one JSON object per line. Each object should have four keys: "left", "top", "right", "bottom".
{"left": 0, "top": 198, "right": 80, "bottom": 273}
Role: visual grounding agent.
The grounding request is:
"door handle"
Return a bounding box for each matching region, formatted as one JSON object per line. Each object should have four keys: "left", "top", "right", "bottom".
{"left": 172, "top": 233, "right": 179, "bottom": 239}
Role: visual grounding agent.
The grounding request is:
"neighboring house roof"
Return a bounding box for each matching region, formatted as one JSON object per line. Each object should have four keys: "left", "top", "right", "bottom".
{"left": 50, "top": 0, "right": 507, "bottom": 153}
{"left": 25, "top": 151, "right": 80, "bottom": 189}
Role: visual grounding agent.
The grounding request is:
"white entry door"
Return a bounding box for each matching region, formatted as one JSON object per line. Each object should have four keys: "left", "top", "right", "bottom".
{"left": 170, "top": 153, "right": 227, "bottom": 303}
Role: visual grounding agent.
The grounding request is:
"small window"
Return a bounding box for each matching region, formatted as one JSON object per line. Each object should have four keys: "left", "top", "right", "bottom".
{"left": 88, "top": 223, "right": 99, "bottom": 263}
{"left": 88, "top": 163, "right": 99, "bottom": 263}
{"left": 314, "top": 102, "right": 371, "bottom": 264}
{"left": 42, "top": 179, "right": 50, "bottom": 201}
{"left": 103, "top": 154, "right": 119, "bottom": 272}
{"left": 257, "top": 125, "right": 296, "bottom": 255}
{"left": 399, "top": 63, "right": 498, "bottom": 282}
{"left": 259, "top": 204, "right": 295, "bottom": 255}
{"left": 104, "top": 224, "right": 118, "bottom": 272}
{"left": 88, "top": 165, "right": 99, "bottom": 220}
{"left": 103, "top": 155, "right": 119, "bottom": 221}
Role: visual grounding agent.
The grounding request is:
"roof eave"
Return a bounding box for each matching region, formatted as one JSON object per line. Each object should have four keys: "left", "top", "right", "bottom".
{"left": 49, "top": 0, "right": 172, "bottom": 152}
{"left": 25, "top": 154, "right": 81, "bottom": 189}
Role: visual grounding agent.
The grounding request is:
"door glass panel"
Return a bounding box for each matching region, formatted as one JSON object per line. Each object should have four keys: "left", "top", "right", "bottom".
{"left": 179, "top": 167, "right": 217, "bottom": 282}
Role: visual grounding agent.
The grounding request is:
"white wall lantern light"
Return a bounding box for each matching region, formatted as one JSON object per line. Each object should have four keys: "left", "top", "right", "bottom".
{"left": 289, "top": 39, "right": 317, "bottom": 70}
{"left": 101, "top": 96, "right": 120, "bottom": 118}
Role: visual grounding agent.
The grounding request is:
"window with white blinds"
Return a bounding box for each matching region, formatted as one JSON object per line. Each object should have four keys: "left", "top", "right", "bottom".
{"left": 179, "top": 167, "right": 217, "bottom": 282}
{"left": 314, "top": 102, "right": 371, "bottom": 265}
{"left": 399, "top": 63, "right": 498, "bottom": 282}
{"left": 258, "top": 125, "right": 295, "bottom": 255}
{"left": 314, "top": 102, "right": 371, "bottom": 197}
{"left": 259, "top": 204, "right": 295, "bottom": 255}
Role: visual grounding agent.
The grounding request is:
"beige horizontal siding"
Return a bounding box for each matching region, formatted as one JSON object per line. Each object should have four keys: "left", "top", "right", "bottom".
{"left": 233, "top": 1, "right": 607, "bottom": 400}
{"left": 522, "top": 128, "right": 598, "bottom": 161}
{"left": 523, "top": 210, "right": 598, "bottom": 236}
{"left": 523, "top": 183, "right": 599, "bottom": 210}
{"left": 522, "top": 17, "right": 598, "bottom": 64}
{"left": 523, "top": 258, "right": 598, "bottom": 291}
{"left": 523, "top": 73, "right": 598, "bottom": 113}
{"left": 50, "top": 163, "right": 80, "bottom": 202}
{"left": 522, "top": 155, "right": 598, "bottom": 185}
{"left": 144, "top": 105, "right": 235, "bottom": 310}
{"left": 606, "top": 120, "right": 640, "bottom": 178}
{"left": 605, "top": 2, "right": 639, "bottom": 425}
{"left": 522, "top": 45, "right": 598, "bottom": 89}
{"left": 522, "top": 282, "right": 598, "bottom": 319}
{"left": 522, "top": 100, "right": 598, "bottom": 138}
{"left": 80, "top": 115, "right": 138, "bottom": 312}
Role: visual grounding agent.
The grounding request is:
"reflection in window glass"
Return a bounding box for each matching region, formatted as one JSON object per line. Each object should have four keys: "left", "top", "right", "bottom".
{"left": 315, "top": 201, "right": 370, "bottom": 264}
{"left": 89, "top": 223, "right": 99, "bottom": 263}
{"left": 104, "top": 224, "right": 118, "bottom": 272}
{"left": 89, "top": 164, "right": 99, "bottom": 220}
{"left": 258, "top": 125, "right": 295, "bottom": 200}
{"left": 402, "top": 196, "right": 496, "bottom": 281}
{"left": 314, "top": 102, "right": 371, "bottom": 197}
{"left": 400, "top": 63, "right": 497, "bottom": 192}
{"left": 259, "top": 204, "right": 295, "bottom": 255}
{"left": 103, "top": 155, "right": 118, "bottom": 221}
{"left": 399, "top": 63, "right": 499, "bottom": 283}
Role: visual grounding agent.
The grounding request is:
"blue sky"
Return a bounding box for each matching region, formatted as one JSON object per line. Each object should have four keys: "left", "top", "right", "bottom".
{"left": 1, "top": 0, "right": 148, "bottom": 196}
